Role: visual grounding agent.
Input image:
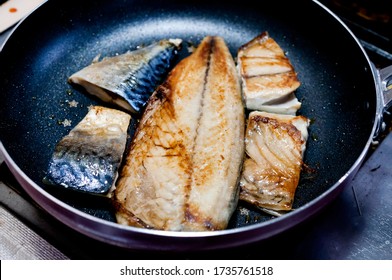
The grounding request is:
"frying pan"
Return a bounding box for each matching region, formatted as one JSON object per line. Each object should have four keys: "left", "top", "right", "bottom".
{"left": 0, "top": 0, "right": 391, "bottom": 251}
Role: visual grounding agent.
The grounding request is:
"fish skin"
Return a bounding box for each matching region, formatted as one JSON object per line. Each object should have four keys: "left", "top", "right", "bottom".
{"left": 239, "top": 111, "right": 309, "bottom": 211}
{"left": 113, "top": 36, "right": 245, "bottom": 231}
{"left": 68, "top": 39, "right": 182, "bottom": 114}
{"left": 43, "top": 106, "right": 131, "bottom": 195}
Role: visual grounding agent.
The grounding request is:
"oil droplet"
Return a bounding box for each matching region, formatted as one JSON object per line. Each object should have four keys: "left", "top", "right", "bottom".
{"left": 9, "top": 7, "right": 18, "bottom": 13}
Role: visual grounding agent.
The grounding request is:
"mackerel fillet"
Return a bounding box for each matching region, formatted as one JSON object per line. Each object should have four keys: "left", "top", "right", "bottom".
{"left": 113, "top": 36, "right": 245, "bottom": 231}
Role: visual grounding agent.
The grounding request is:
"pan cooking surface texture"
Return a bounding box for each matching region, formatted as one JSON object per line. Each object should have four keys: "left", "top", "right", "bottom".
{"left": 0, "top": 0, "right": 376, "bottom": 234}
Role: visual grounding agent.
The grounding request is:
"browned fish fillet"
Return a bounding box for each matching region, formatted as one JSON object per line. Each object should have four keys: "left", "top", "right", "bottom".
{"left": 239, "top": 111, "right": 309, "bottom": 212}
{"left": 113, "top": 36, "right": 245, "bottom": 231}
{"left": 237, "top": 32, "right": 301, "bottom": 114}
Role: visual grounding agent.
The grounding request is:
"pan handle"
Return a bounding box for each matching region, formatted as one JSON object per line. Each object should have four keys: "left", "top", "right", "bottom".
{"left": 373, "top": 64, "right": 392, "bottom": 140}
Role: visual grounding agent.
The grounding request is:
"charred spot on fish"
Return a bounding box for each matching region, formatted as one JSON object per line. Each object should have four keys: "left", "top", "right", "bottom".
{"left": 252, "top": 115, "right": 276, "bottom": 126}
{"left": 154, "top": 84, "right": 168, "bottom": 101}
{"left": 203, "top": 219, "right": 217, "bottom": 231}
{"left": 252, "top": 115, "right": 303, "bottom": 142}
{"left": 184, "top": 209, "right": 216, "bottom": 231}
{"left": 185, "top": 207, "right": 196, "bottom": 223}
{"left": 252, "top": 115, "right": 266, "bottom": 123}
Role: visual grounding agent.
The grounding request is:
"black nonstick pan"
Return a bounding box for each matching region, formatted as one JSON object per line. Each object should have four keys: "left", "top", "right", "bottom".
{"left": 1, "top": 0, "right": 391, "bottom": 251}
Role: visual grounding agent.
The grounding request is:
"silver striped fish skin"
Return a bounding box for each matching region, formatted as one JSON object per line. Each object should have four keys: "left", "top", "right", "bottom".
{"left": 68, "top": 39, "right": 182, "bottom": 114}
{"left": 43, "top": 106, "right": 131, "bottom": 195}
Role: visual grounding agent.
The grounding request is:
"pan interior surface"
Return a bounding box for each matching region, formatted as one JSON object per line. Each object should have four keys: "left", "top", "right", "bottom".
{"left": 0, "top": 0, "right": 376, "bottom": 235}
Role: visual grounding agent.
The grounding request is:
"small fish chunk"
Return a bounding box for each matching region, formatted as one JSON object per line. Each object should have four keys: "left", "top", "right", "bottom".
{"left": 43, "top": 106, "right": 131, "bottom": 195}
{"left": 68, "top": 39, "right": 182, "bottom": 114}
{"left": 239, "top": 111, "right": 310, "bottom": 212}
{"left": 237, "top": 32, "right": 301, "bottom": 115}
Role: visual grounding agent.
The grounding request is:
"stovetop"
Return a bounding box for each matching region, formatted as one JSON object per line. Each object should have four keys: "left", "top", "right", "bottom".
{"left": 1, "top": 0, "right": 392, "bottom": 259}
{"left": 319, "top": 0, "right": 392, "bottom": 68}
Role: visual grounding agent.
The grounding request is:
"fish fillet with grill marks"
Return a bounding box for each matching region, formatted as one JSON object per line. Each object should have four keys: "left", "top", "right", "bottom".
{"left": 240, "top": 111, "right": 309, "bottom": 212}
{"left": 113, "top": 36, "right": 245, "bottom": 231}
{"left": 237, "top": 32, "right": 301, "bottom": 115}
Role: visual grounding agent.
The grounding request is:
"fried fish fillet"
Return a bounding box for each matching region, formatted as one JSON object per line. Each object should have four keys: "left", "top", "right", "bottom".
{"left": 237, "top": 32, "right": 301, "bottom": 115}
{"left": 43, "top": 106, "right": 131, "bottom": 195}
{"left": 113, "top": 36, "right": 245, "bottom": 231}
{"left": 68, "top": 39, "right": 182, "bottom": 114}
{"left": 239, "top": 111, "right": 309, "bottom": 212}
